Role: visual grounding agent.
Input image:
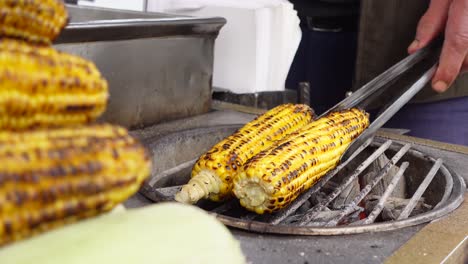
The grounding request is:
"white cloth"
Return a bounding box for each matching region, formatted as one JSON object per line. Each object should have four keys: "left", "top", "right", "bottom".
{"left": 148, "top": 0, "right": 302, "bottom": 94}
{"left": 78, "top": 0, "right": 145, "bottom": 11}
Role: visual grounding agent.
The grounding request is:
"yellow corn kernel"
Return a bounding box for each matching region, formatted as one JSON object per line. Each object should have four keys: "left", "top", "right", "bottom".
{"left": 175, "top": 104, "right": 315, "bottom": 204}
{"left": 0, "top": 39, "right": 108, "bottom": 130}
{"left": 0, "top": 0, "right": 68, "bottom": 45}
{"left": 233, "top": 108, "right": 370, "bottom": 214}
{"left": 0, "top": 124, "right": 152, "bottom": 245}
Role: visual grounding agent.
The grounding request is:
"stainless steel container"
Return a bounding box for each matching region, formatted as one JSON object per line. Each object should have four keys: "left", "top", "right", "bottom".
{"left": 54, "top": 5, "right": 225, "bottom": 129}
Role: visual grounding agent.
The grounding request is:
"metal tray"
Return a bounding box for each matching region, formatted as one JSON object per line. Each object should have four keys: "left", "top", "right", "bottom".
{"left": 54, "top": 5, "right": 226, "bottom": 129}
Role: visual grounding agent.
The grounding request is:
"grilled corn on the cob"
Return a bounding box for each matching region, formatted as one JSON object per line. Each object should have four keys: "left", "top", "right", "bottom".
{"left": 0, "top": 0, "right": 68, "bottom": 44}
{"left": 233, "top": 108, "right": 369, "bottom": 214}
{"left": 175, "top": 104, "right": 315, "bottom": 204}
{"left": 0, "top": 39, "right": 108, "bottom": 130}
{"left": 0, "top": 124, "right": 152, "bottom": 245}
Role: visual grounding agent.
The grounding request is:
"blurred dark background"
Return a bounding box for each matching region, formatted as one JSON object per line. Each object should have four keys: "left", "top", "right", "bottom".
{"left": 286, "top": 0, "right": 360, "bottom": 115}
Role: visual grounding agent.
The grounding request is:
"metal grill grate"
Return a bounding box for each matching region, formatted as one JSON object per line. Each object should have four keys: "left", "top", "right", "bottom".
{"left": 139, "top": 125, "right": 465, "bottom": 235}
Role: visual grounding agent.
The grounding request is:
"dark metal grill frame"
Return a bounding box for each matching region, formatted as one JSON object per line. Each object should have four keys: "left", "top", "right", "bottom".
{"left": 139, "top": 125, "right": 466, "bottom": 235}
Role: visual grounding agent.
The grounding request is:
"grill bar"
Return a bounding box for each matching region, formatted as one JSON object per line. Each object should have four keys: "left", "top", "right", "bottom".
{"left": 325, "top": 144, "right": 411, "bottom": 227}
{"left": 141, "top": 185, "right": 182, "bottom": 202}
{"left": 148, "top": 158, "right": 197, "bottom": 187}
{"left": 212, "top": 199, "right": 238, "bottom": 214}
{"left": 397, "top": 158, "right": 443, "bottom": 220}
{"left": 297, "top": 140, "right": 393, "bottom": 226}
{"left": 362, "top": 162, "right": 409, "bottom": 224}
{"left": 156, "top": 186, "right": 183, "bottom": 197}
{"left": 269, "top": 138, "right": 374, "bottom": 225}
{"left": 434, "top": 165, "right": 453, "bottom": 210}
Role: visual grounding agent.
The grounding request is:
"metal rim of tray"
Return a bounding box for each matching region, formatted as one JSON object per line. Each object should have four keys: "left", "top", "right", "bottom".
{"left": 213, "top": 158, "right": 465, "bottom": 236}
{"left": 57, "top": 5, "right": 226, "bottom": 44}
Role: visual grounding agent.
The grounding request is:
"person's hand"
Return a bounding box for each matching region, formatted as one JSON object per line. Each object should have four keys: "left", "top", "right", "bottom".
{"left": 408, "top": 0, "right": 468, "bottom": 93}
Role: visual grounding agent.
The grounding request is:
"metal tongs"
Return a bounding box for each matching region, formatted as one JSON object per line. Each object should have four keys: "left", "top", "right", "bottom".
{"left": 324, "top": 39, "right": 443, "bottom": 163}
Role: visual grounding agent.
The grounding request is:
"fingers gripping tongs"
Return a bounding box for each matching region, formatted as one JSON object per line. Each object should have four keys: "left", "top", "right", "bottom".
{"left": 325, "top": 39, "right": 443, "bottom": 163}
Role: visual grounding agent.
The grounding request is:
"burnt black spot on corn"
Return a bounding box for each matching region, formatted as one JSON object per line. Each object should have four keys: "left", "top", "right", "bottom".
{"left": 233, "top": 108, "right": 369, "bottom": 214}
{"left": 0, "top": 124, "right": 152, "bottom": 245}
{"left": 175, "top": 104, "right": 315, "bottom": 204}
{"left": 0, "top": 0, "right": 68, "bottom": 45}
{"left": 0, "top": 39, "right": 108, "bottom": 130}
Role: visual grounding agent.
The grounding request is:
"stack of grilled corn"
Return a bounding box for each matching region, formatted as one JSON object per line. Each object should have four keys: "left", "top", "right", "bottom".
{"left": 176, "top": 107, "right": 369, "bottom": 214}
{"left": 0, "top": 1, "right": 152, "bottom": 245}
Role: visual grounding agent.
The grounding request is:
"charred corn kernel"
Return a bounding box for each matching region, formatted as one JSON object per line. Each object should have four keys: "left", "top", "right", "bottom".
{"left": 233, "top": 108, "right": 369, "bottom": 214}
{"left": 0, "top": 124, "right": 152, "bottom": 245}
{"left": 0, "top": 0, "right": 68, "bottom": 45}
{"left": 175, "top": 104, "right": 315, "bottom": 204}
{"left": 0, "top": 39, "right": 108, "bottom": 130}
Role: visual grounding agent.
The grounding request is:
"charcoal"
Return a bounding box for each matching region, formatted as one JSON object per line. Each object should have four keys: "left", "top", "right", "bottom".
{"left": 363, "top": 154, "right": 406, "bottom": 198}
{"left": 364, "top": 195, "right": 433, "bottom": 221}
{"left": 331, "top": 178, "right": 360, "bottom": 209}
